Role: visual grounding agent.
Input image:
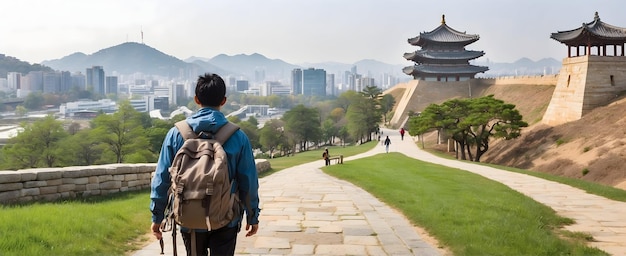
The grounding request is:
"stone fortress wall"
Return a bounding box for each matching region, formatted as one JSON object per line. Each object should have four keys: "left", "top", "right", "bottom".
{"left": 0, "top": 159, "right": 270, "bottom": 204}
{"left": 386, "top": 74, "right": 559, "bottom": 128}
{"left": 542, "top": 56, "right": 626, "bottom": 126}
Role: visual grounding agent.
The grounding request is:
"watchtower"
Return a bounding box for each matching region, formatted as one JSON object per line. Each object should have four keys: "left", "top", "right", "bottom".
{"left": 543, "top": 12, "right": 626, "bottom": 125}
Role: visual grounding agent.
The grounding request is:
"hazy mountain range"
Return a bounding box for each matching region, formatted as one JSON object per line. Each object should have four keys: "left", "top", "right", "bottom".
{"left": 3, "top": 42, "right": 562, "bottom": 83}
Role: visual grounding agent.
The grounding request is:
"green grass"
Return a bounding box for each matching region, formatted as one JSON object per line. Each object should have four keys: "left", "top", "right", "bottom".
{"left": 261, "top": 141, "right": 377, "bottom": 177}
{"left": 323, "top": 153, "right": 608, "bottom": 256}
{"left": 421, "top": 145, "right": 626, "bottom": 202}
{"left": 0, "top": 190, "right": 151, "bottom": 256}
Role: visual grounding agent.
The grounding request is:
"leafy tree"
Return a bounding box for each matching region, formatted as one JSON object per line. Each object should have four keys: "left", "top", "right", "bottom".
{"left": 329, "top": 107, "right": 345, "bottom": 123}
{"left": 23, "top": 91, "right": 44, "bottom": 110}
{"left": 67, "top": 122, "right": 82, "bottom": 135}
{"left": 282, "top": 104, "right": 322, "bottom": 152}
{"left": 266, "top": 95, "right": 281, "bottom": 108}
{"left": 61, "top": 129, "right": 103, "bottom": 166}
{"left": 246, "top": 116, "right": 259, "bottom": 127}
{"left": 258, "top": 119, "right": 286, "bottom": 158}
{"left": 335, "top": 90, "right": 360, "bottom": 112}
{"left": 346, "top": 89, "right": 382, "bottom": 144}
{"left": 146, "top": 118, "right": 172, "bottom": 154}
{"left": 464, "top": 95, "right": 528, "bottom": 162}
{"left": 227, "top": 115, "right": 241, "bottom": 123}
{"left": 15, "top": 105, "right": 27, "bottom": 117}
{"left": 91, "top": 100, "right": 150, "bottom": 163}
{"left": 360, "top": 85, "right": 382, "bottom": 100}
{"left": 1, "top": 115, "right": 68, "bottom": 168}
{"left": 346, "top": 96, "right": 372, "bottom": 144}
{"left": 239, "top": 120, "right": 260, "bottom": 150}
{"left": 321, "top": 119, "right": 338, "bottom": 146}
{"left": 408, "top": 96, "right": 527, "bottom": 162}
{"left": 380, "top": 94, "right": 396, "bottom": 125}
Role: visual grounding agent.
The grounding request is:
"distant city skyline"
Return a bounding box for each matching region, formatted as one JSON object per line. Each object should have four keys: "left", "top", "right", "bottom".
{"left": 1, "top": 0, "right": 625, "bottom": 66}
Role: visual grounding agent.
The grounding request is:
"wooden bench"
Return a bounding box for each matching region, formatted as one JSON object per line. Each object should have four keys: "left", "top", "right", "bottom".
{"left": 328, "top": 155, "right": 343, "bottom": 164}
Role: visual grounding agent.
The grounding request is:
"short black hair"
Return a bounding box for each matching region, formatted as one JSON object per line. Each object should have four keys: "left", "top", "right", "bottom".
{"left": 195, "top": 73, "right": 226, "bottom": 107}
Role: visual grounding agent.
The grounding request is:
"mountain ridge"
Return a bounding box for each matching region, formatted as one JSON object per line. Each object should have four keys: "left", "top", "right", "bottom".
{"left": 5, "top": 42, "right": 563, "bottom": 82}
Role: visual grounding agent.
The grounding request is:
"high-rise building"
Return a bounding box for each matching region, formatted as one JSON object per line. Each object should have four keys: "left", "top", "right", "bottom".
{"left": 20, "top": 71, "right": 44, "bottom": 97}
{"left": 60, "top": 71, "right": 72, "bottom": 93}
{"left": 326, "top": 74, "right": 336, "bottom": 96}
{"left": 0, "top": 78, "right": 7, "bottom": 91}
{"left": 106, "top": 76, "right": 118, "bottom": 95}
{"left": 175, "top": 84, "right": 186, "bottom": 106}
{"left": 86, "top": 66, "right": 105, "bottom": 95}
{"left": 236, "top": 80, "right": 249, "bottom": 92}
{"left": 71, "top": 72, "right": 86, "bottom": 90}
{"left": 291, "top": 69, "right": 303, "bottom": 95}
{"left": 302, "top": 68, "right": 326, "bottom": 97}
{"left": 7, "top": 72, "right": 21, "bottom": 90}
{"left": 43, "top": 72, "right": 61, "bottom": 94}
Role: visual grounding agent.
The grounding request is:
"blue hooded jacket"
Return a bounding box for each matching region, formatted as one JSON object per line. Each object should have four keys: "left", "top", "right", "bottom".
{"left": 150, "top": 107, "right": 260, "bottom": 229}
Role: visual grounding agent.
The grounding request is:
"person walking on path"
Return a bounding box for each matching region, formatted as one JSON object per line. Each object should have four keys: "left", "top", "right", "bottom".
{"left": 384, "top": 136, "right": 391, "bottom": 153}
{"left": 400, "top": 127, "right": 405, "bottom": 141}
{"left": 149, "top": 73, "right": 260, "bottom": 256}
{"left": 322, "top": 148, "right": 330, "bottom": 166}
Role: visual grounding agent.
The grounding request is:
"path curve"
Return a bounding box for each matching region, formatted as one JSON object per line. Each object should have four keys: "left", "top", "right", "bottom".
{"left": 133, "top": 128, "right": 626, "bottom": 255}
{"left": 384, "top": 128, "right": 626, "bottom": 256}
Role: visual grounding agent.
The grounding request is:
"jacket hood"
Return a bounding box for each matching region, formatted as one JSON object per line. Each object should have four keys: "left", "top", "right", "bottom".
{"left": 186, "top": 107, "right": 228, "bottom": 134}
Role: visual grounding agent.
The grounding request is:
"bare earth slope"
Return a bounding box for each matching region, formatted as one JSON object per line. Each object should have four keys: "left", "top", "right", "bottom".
{"left": 482, "top": 87, "right": 626, "bottom": 189}
{"left": 386, "top": 80, "right": 626, "bottom": 189}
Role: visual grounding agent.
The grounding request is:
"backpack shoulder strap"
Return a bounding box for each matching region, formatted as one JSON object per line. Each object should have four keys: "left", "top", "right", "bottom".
{"left": 174, "top": 120, "right": 197, "bottom": 141}
{"left": 214, "top": 122, "right": 240, "bottom": 145}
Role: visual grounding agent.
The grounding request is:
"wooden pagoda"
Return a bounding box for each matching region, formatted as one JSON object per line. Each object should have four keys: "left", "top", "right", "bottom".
{"left": 550, "top": 12, "right": 626, "bottom": 57}
{"left": 403, "top": 15, "right": 488, "bottom": 81}
{"left": 543, "top": 12, "right": 626, "bottom": 126}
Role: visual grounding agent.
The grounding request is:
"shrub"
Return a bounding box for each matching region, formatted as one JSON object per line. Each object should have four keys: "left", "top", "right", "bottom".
{"left": 582, "top": 168, "right": 590, "bottom": 176}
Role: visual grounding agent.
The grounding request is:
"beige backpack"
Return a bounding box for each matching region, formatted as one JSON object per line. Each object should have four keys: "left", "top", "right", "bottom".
{"left": 167, "top": 121, "right": 241, "bottom": 230}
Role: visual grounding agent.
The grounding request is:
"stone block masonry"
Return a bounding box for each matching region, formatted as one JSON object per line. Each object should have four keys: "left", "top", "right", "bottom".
{"left": 0, "top": 164, "right": 155, "bottom": 204}
{"left": 0, "top": 159, "right": 270, "bottom": 204}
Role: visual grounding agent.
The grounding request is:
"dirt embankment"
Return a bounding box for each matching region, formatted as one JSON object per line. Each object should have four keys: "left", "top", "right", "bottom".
{"left": 479, "top": 84, "right": 626, "bottom": 189}
{"left": 395, "top": 81, "right": 626, "bottom": 189}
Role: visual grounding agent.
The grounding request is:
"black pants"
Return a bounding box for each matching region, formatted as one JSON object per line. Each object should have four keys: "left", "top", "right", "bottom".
{"left": 181, "top": 226, "right": 238, "bottom": 256}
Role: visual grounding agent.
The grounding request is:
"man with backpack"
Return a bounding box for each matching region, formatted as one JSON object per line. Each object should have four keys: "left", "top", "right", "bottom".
{"left": 150, "top": 73, "right": 260, "bottom": 256}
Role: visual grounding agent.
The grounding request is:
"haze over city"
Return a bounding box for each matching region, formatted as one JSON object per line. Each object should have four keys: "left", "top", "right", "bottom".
{"left": 1, "top": 0, "right": 626, "bottom": 66}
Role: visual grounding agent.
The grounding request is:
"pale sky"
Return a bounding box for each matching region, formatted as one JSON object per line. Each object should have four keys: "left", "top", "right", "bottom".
{"left": 1, "top": 0, "right": 625, "bottom": 66}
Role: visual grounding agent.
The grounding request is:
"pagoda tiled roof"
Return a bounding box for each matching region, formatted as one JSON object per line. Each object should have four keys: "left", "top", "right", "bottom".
{"left": 402, "top": 64, "right": 489, "bottom": 76}
{"left": 408, "top": 15, "right": 480, "bottom": 46}
{"left": 551, "top": 12, "right": 626, "bottom": 46}
{"left": 404, "top": 50, "right": 485, "bottom": 62}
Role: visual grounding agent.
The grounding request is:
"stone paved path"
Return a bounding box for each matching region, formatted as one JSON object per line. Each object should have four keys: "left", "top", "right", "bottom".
{"left": 133, "top": 128, "right": 626, "bottom": 255}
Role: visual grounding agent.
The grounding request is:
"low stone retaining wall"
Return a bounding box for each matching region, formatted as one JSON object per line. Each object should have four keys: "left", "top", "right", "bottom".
{"left": 0, "top": 159, "right": 271, "bottom": 204}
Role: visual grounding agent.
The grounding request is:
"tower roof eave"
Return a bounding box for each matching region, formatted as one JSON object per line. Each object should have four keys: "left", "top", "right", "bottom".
{"left": 404, "top": 50, "right": 485, "bottom": 62}
{"left": 403, "top": 65, "right": 489, "bottom": 76}
{"left": 408, "top": 23, "right": 480, "bottom": 46}
{"left": 551, "top": 12, "right": 626, "bottom": 46}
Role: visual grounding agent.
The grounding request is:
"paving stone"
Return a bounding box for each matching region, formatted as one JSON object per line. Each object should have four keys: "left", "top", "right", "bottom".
{"left": 315, "top": 244, "right": 367, "bottom": 255}
{"left": 318, "top": 225, "right": 343, "bottom": 233}
{"left": 290, "top": 244, "right": 315, "bottom": 255}
{"left": 344, "top": 235, "right": 379, "bottom": 246}
{"left": 254, "top": 236, "right": 290, "bottom": 249}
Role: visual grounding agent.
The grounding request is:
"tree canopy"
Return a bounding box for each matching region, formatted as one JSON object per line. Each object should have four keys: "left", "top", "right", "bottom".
{"left": 408, "top": 95, "right": 528, "bottom": 162}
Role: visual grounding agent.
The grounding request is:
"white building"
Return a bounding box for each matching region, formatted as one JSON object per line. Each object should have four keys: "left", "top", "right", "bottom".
{"left": 59, "top": 99, "right": 117, "bottom": 118}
